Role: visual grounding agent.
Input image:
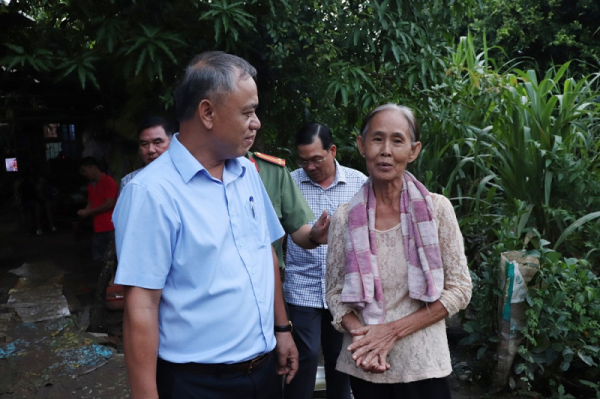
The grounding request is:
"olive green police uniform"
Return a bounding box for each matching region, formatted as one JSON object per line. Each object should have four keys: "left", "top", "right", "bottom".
{"left": 247, "top": 151, "right": 315, "bottom": 269}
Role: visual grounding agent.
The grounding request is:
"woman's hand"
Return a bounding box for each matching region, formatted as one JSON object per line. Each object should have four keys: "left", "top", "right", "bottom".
{"left": 348, "top": 324, "right": 397, "bottom": 373}
{"left": 340, "top": 312, "right": 391, "bottom": 373}
{"left": 348, "top": 301, "right": 451, "bottom": 374}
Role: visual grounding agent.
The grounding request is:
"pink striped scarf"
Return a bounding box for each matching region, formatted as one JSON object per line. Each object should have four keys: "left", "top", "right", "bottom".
{"left": 341, "top": 172, "right": 444, "bottom": 325}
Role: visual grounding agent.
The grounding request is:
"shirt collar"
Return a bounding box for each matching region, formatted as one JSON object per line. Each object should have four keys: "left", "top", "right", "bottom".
{"left": 169, "top": 133, "right": 245, "bottom": 184}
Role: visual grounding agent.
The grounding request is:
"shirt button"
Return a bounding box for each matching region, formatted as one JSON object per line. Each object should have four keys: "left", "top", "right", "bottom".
{"left": 239, "top": 242, "right": 244, "bottom": 247}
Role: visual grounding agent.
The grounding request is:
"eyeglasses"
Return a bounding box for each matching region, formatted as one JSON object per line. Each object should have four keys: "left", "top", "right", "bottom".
{"left": 297, "top": 155, "right": 327, "bottom": 168}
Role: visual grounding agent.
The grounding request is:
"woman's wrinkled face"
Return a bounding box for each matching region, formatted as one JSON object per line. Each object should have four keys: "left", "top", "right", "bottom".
{"left": 357, "top": 109, "right": 421, "bottom": 184}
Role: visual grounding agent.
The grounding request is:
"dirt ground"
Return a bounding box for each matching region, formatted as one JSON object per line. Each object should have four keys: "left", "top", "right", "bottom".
{"left": 0, "top": 203, "right": 522, "bottom": 399}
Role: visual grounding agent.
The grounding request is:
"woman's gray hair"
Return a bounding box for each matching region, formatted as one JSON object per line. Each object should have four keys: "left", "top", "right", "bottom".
{"left": 174, "top": 51, "right": 257, "bottom": 122}
{"left": 359, "top": 104, "right": 420, "bottom": 144}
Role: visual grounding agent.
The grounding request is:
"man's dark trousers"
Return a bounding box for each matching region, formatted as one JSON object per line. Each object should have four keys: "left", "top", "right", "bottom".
{"left": 156, "top": 351, "right": 282, "bottom": 399}
{"left": 284, "top": 304, "right": 351, "bottom": 399}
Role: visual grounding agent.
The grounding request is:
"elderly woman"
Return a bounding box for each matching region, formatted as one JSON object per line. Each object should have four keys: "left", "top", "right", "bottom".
{"left": 325, "top": 104, "right": 472, "bottom": 398}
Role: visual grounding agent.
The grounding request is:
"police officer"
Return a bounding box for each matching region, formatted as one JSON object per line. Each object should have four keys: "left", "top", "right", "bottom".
{"left": 247, "top": 151, "right": 329, "bottom": 270}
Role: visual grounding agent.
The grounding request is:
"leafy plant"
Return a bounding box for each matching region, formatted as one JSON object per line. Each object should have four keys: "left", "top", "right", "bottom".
{"left": 121, "top": 24, "right": 185, "bottom": 81}
{"left": 0, "top": 43, "right": 54, "bottom": 72}
{"left": 516, "top": 255, "right": 600, "bottom": 398}
{"left": 471, "top": 65, "right": 600, "bottom": 246}
{"left": 56, "top": 50, "right": 99, "bottom": 89}
{"left": 199, "top": 0, "right": 255, "bottom": 48}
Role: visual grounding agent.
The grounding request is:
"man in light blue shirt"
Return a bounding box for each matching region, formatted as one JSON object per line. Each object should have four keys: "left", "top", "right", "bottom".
{"left": 113, "top": 51, "right": 298, "bottom": 399}
{"left": 284, "top": 123, "right": 367, "bottom": 399}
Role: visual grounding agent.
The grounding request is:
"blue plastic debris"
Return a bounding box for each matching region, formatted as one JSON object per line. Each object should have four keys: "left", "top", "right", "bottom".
{"left": 0, "top": 338, "right": 30, "bottom": 359}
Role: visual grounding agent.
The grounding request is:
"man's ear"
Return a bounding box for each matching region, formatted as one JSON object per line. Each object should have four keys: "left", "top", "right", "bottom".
{"left": 330, "top": 144, "right": 337, "bottom": 159}
{"left": 198, "top": 99, "right": 215, "bottom": 130}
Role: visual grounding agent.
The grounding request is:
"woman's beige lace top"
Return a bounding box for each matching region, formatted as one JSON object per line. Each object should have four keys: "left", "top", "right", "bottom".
{"left": 326, "top": 193, "right": 472, "bottom": 384}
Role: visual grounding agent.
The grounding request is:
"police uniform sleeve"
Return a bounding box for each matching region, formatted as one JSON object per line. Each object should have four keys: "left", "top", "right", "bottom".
{"left": 253, "top": 166, "right": 285, "bottom": 244}
{"left": 279, "top": 167, "right": 315, "bottom": 233}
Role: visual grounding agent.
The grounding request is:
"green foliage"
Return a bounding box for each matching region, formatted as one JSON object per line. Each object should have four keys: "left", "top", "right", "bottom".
{"left": 199, "top": 0, "right": 256, "bottom": 48}
{"left": 554, "top": 212, "right": 600, "bottom": 251}
{"left": 516, "top": 255, "right": 600, "bottom": 398}
{"left": 472, "top": 66, "right": 600, "bottom": 241}
{"left": 0, "top": 44, "right": 54, "bottom": 71}
{"left": 469, "top": 0, "right": 600, "bottom": 75}
{"left": 121, "top": 24, "right": 185, "bottom": 80}
{"left": 56, "top": 50, "right": 99, "bottom": 89}
{"left": 459, "top": 200, "right": 538, "bottom": 355}
{"left": 431, "top": 34, "right": 600, "bottom": 397}
{"left": 93, "top": 17, "right": 125, "bottom": 54}
{"left": 461, "top": 219, "right": 600, "bottom": 397}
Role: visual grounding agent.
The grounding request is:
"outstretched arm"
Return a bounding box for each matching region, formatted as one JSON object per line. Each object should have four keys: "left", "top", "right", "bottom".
{"left": 289, "top": 210, "right": 330, "bottom": 248}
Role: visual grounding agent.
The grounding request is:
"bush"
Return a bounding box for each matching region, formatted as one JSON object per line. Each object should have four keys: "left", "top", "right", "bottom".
{"left": 517, "top": 254, "right": 600, "bottom": 398}
{"left": 461, "top": 229, "right": 600, "bottom": 398}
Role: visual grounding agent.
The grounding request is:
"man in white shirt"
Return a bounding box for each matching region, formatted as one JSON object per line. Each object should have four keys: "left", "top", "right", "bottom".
{"left": 284, "top": 123, "right": 367, "bottom": 399}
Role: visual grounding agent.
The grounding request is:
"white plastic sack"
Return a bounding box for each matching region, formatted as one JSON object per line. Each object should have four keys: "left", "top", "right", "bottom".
{"left": 492, "top": 251, "right": 539, "bottom": 389}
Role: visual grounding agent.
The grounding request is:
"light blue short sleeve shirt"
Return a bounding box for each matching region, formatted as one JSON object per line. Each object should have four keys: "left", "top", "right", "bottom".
{"left": 113, "top": 134, "right": 284, "bottom": 364}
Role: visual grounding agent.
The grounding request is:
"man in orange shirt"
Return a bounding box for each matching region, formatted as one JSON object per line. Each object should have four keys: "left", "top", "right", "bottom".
{"left": 78, "top": 156, "right": 118, "bottom": 262}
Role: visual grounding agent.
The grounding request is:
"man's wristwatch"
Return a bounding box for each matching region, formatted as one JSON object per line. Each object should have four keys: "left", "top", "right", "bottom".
{"left": 274, "top": 320, "right": 293, "bottom": 333}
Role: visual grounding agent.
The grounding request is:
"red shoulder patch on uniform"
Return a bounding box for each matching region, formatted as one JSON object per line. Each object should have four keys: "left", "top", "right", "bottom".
{"left": 254, "top": 152, "right": 286, "bottom": 167}
{"left": 249, "top": 155, "right": 260, "bottom": 172}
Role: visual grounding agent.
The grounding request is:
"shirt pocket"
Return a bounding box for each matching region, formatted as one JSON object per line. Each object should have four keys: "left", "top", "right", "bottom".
{"left": 245, "top": 198, "right": 268, "bottom": 249}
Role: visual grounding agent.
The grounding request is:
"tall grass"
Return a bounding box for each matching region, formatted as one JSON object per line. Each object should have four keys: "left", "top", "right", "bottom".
{"left": 414, "top": 33, "right": 600, "bottom": 397}
{"left": 414, "top": 34, "right": 600, "bottom": 254}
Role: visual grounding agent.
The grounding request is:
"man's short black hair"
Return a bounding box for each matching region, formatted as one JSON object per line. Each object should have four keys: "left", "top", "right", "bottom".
{"left": 295, "top": 123, "right": 334, "bottom": 150}
{"left": 80, "top": 156, "right": 100, "bottom": 169}
{"left": 137, "top": 116, "right": 174, "bottom": 139}
{"left": 174, "top": 51, "right": 257, "bottom": 123}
